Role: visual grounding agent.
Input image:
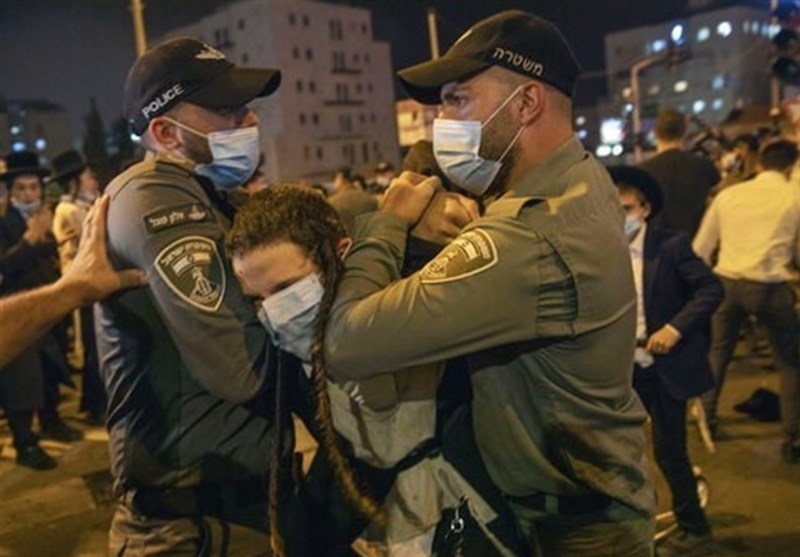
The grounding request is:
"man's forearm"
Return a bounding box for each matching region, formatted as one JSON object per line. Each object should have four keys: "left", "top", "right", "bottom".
{"left": 0, "top": 280, "right": 84, "bottom": 368}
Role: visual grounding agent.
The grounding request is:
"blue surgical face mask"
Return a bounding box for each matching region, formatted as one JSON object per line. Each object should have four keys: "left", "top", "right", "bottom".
{"left": 165, "top": 117, "right": 261, "bottom": 190}
{"left": 624, "top": 213, "right": 644, "bottom": 239}
{"left": 258, "top": 273, "right": 324, "bottom": 362}
{"left": 12, "top": 199, "right": 42, "bottom": 219}
{"left": 433, "top": 85, "right": 526, "bottom": 196}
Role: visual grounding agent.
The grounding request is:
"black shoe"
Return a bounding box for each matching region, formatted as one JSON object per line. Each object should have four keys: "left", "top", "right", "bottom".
{"left": 657, "top": 530, "right": 716, "bottom": 557}
{"left": 40, "top": 418, "right": 83, "bottom": 442}
{"left": 16, "top": 444, "right": 56, "bottom": 470}
{"left": 782, "top": 442, "right": 800, "bottom": 464}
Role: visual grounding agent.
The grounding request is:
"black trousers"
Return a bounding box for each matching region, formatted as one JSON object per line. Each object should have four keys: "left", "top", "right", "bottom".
{"left": 701, "top": 278, "right": 800, "bottom": 443}
{"left": 633, "top": 368, "right": 710, "bottom": 536}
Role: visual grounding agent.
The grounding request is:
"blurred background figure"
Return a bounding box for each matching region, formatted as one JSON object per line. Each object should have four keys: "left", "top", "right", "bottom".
{"left": 51, "top": 149, "right": 107, "bottom": 426}
{"left": 0, "top": 151, "right": 80, "bottom": 471}
{"left": 693, "top": 139, "right": 800, "bottom": 464}
{"left": 714, "top": 133, "right": 760, "bottom": 195}
{"left": 328, "top": 166, "right": 378, "bottom": 234}
{"left": 640, "top": 107, "right": 721, "bottom": 238}
{"left": 370, "top": 161, "right": 396, "bottom": 194}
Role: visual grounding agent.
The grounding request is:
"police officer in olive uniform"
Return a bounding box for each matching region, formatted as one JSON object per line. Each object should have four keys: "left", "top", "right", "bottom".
{"left": 96, "top": 38, "right": 292, "bottom": 556}
{"left": 325, "top": 11, "right": 655, "bottom": 557}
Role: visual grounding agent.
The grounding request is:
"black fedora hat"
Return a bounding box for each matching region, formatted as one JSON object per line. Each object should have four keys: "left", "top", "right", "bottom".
{"left": 49, "top": 149, "right": 87, "bottom": 183}
{"left": 608, "top": 165, "right": 663, "bottom": 218}
{"left": 0, "top": 151, "right": 50, "bottom": 184}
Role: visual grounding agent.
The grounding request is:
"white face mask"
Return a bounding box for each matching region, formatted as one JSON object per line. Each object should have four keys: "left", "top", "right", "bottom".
{"left": 165, "top": 117, "right": 261, "bottom": 190}
{"left": 433, "top": 85, "right": 526, "bottom": 196}
{"left": 258, "top": 274, "right": 324, "bottom": 362}
{"left": 12, "top": 199, "right": 41, "bottom": 219}
{"left": 624, "top": 213, "right": 644, "bottom": 239}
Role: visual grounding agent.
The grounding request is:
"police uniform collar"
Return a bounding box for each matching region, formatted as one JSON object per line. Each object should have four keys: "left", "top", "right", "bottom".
{"left": 152, "top": 152, "right": 197, "bottom": 174}
{"left": 507, "top": 136, "right": 585, "bottom": 199}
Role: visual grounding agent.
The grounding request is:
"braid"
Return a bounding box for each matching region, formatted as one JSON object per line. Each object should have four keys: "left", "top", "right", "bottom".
{"left": 310, "top": 238, "right": 387, "bottom": 526}
{"left": 268, "top": 432, "right": 286, "bottom": 557}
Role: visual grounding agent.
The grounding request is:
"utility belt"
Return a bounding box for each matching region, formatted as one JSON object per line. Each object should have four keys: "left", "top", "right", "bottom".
{"left": 506, "top": 490, "right": 613, "bottom": 516}
{"left": 126, "top": 477, "right": 269, "bottom": 519}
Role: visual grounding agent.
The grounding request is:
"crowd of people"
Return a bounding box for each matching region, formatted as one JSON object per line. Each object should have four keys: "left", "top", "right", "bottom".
{"left": 0, "top": 8, "right": 798, "bottom": 557}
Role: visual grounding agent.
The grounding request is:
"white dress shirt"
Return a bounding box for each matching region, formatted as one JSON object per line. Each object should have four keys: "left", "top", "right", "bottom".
{"left": 693, "top": 170, "right": 800, "bottom": 283}
{"left": 629, "top": 223, "right": 654, "bottom": 368}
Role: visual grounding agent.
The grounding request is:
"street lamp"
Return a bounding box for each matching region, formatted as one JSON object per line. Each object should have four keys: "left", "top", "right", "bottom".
{"left": 629, "top": 44, "right": 690, "bottom": 162}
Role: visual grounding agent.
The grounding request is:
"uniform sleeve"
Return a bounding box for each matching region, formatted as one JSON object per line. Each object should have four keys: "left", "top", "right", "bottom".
{"left": 108, "top": 179, "right": 270, "bottom": 402}
{"left": 325, "top": 212, "right": 556, "bottom": 380}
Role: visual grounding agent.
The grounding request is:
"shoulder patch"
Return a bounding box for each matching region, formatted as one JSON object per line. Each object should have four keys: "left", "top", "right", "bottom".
{"left": 419, "top": 229, "right": 498, "bottom": 284}
{"left": 155, "top": 235, "right": 226, "bottom": 312}
{"left": 144, "top": 203, "right": 214, "bottom": 233}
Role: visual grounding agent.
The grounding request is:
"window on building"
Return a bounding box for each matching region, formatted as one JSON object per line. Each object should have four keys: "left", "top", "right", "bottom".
{"left": 651, "top": 39, "right": 667, "bottom": 53}
{"left": 12, "top": 141, "right": 26, "bottom": 152}
{"left": 712, "top": 98, "right": 724, "bottom": 111}
{"left": 293, "top": 47, "right": 300, "bottom": 59}
{"left": 309, "top": 81, "right": 316, "bottom": 93}
{"left": 306, "top": 48, "right": 313, "bottom": 61}
{"left": 712, "top": 75, "right": 725, "bottom": 91}
{"left": 575, "top": 116, "right": 586, "bottom": 126}
{"left": 362, "top": 23, "right": 368, "bottom": 34}
{"left": 303, "top": 15, "right": 310, "bottom": 27}
{"left": 296, "top": 80, "right": 304, "bottom": 92}
{"left": 648, "top": 84, "right": 660, "bottom": 96}
{"left": 692, "top": 99, "right": 706, "bottom": 114}
{"left": 238, "top": 19, "right": 245, "bottom": 30}
{"left": 10, "top": 125, "right": 21, "bottom": 135}
{"left": 312, "top": 113, "right": 319, "bottom": 125}
{"left": 373, "top": 141, "right": 380, "bottom": 157}
{"left": 673, "top": 80, "right": 689, "bottom": 93}
{"left": 742, "top": 20, "right": 750, "bottom": 34}
{"left": 35, "top": 138, "right": 47, "bottom": 151}
{"left": 356, "top": 83, "right": 362, "bottom": 94}
{"left": 717, "top": 21, "right": 732, "bottom": 37}
{"left": 365, "top": 53, "right": 370, "bottom": 64}
{"left": 354, "top": 53, "right": 360, "bottom": 64}
{"left": 299, "top": 113, "right": 306, "bottom": 125}
{"left": 242, "top": 53, "right": 249, "bottom": 63}
{"left": 359, "top": 113, "right": 365, "bottom": 124}
{"left": 317, "top": 146, "right": 324, "bottom": 160}
{"left": 341, "top": 144, "right": 348, "bottom": 158}
{"left": 697, "top": 27, "right": 710, "bottom": 42}
{"left": 370, "top": 113, "right": 376, "bottom": 123}
{"left": 752, "top": 21, "right": 760, "bottom": 34}
{"left": 289, "top": 13, "right": 296, "bottom": 25}
{"left": 304, "top": 145, "right": 311, "bottom": 162}
{"left": 362, "top": 142, "right": 369, "bottom": 163}
{"left": 577, "top": 129, "right": 588, "bottom": 140}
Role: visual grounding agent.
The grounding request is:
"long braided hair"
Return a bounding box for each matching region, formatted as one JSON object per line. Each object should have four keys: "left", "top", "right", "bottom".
{"left": 227, "top": 185, "right": 385, "bottom": 556}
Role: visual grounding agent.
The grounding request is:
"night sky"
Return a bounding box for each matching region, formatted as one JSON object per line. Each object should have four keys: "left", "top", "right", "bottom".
{"left": 0, "top": 0, "right": 757, "bottom": 141}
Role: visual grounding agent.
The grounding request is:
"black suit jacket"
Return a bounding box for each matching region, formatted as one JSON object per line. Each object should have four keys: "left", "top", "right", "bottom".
{"left": 0, "top": 206, "right": 59, "bottom": 296}
{"left": 641, "top": 226, "right": 723, "bottom": 400}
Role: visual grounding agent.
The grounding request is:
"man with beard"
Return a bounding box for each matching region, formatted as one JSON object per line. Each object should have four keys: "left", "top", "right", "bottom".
{"left": 324, "top": 11, "right": 655, "bottom": 557}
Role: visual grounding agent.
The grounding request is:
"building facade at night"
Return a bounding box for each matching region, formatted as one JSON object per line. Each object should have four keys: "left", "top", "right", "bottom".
{"left": 0, "top": 100, "right": 72, "bottom": 164}
{"left": 162, "top": 0, "right": 400, "bottom": 184}
{"left": 576, "top": 4, "right": 778, "bottom": 159}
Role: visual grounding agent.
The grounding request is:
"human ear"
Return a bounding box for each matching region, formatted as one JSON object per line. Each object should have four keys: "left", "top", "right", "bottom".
{"left": 518, "top": 82, "right": 545, "bottom": 126}
{"left": 148, "top": 117, "right": 181, "bottom": 150}
{"left": 336, "top": 237, "right": 353, "bottom": 260}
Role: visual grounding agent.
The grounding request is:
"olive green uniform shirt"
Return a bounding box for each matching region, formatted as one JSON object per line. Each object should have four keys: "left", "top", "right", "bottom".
{"left": 326, "top": 137, "right": 655, "bottom": 515}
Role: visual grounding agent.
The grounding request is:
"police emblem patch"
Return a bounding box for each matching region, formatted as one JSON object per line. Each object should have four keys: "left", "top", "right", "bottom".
{"left": 155, "top": 236, "right": 226, "bottom": 312}
{"left": 419, "top": 229, "right": 498, "bottom": 284}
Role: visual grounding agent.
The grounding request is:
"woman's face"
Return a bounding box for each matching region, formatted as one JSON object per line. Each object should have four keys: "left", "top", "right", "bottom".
{"left": 232, "top": 241, "right": 318, "bottom": 300}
